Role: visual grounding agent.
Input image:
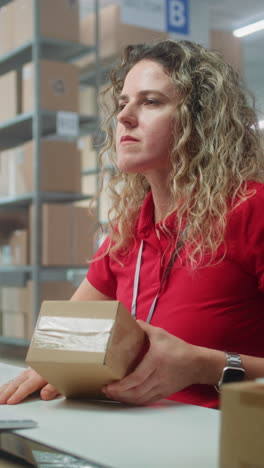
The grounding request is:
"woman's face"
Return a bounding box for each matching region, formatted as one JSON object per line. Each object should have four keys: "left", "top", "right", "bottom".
{"left": 115, "top": 59, "right": 177, "bottom": 177}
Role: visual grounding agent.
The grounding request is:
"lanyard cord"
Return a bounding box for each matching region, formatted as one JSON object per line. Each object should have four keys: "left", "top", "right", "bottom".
{"left": 131, "top": 235, "right": 185, "bottom": 323}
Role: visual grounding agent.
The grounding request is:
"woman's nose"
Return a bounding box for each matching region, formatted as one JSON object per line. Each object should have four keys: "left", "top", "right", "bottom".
{"left": 117, "top": 103, "right": 137, "bottom": 127}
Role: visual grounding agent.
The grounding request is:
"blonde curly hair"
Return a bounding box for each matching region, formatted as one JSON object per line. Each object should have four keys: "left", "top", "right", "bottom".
{"left": 97, "top": 39, "right": 264, "bottom": 268}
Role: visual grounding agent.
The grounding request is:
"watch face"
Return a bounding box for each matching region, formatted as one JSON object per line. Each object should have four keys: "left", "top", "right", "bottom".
{"left": 222, "top": 367, "right": 245, "bottom": 384}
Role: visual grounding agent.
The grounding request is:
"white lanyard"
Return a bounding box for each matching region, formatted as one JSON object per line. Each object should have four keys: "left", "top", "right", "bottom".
{"left": 131, "top": 236, "right": 185, "bottom": 323}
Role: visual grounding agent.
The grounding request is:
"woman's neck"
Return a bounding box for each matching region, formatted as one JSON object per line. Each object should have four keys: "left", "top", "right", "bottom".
{"left": 151, "top": 182, "right": 171, "bottom": 224}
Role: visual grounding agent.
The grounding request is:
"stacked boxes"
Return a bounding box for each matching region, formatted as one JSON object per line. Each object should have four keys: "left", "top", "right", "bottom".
{"left": 79, "top": 3, "right": 167, "bottom": 67}
{"left": 1, "top": 281, "right": 76, "bottom": 341}
{"left": 0, "top": 141, "right": 81, "bottom": 197}
{"left": 29, "top": 203, "right": 96, "bottom": 266}
{"left": 13, "top": 0, "right": 79, "bottom": 47}
{"left": 0, "top": 230, "right": 28, "bottom": 266}
{"left": 22, "top": 60, "right": 79, "bottom": 114}
{"left": 0, "top": 60, "right": 79, "bottom": 124}
{"left": 0, "top": 0, "right": 79, "bottom": 53}
{"left": 0, "top": 203, "right": 96, "bottom": 267}
{"left": 0, "top": 0, "right": 80, "bottom": 125}
{"left": 0, "top": 71, "right": 21, "bottom": 125}
{"left": 0, "top": 0, "right": 94, "bottom": 342}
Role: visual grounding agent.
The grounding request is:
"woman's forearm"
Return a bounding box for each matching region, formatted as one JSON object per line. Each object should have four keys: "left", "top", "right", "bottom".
{"left": 195, "top": 346, "right": 264, "bottom": 386}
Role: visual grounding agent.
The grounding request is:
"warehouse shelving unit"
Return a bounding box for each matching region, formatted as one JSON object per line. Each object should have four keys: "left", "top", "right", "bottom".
{"left": 0, "top": 0, "right": 101, "bottom": 350}
{"left": 0, "top": 112, "right": 97, "bottom": 150}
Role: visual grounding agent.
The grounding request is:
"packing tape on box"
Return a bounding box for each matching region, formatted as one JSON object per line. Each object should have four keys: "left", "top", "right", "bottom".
{"left": 32, "top": 317, "right": 114, "bottom": 352}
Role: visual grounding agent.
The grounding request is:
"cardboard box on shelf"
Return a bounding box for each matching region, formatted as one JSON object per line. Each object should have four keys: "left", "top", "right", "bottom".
{"left": 2, "top": 311, "right": 27, "bottom": 340}
{"left": 0, "top": 229, "right": 27, "bottom": 266}
{"left": 0, "top": 151, "right": 10, "bottom": 196}
{"left": 0, "top": 70, "right": 22, "bottom": 125}
{"left": 0, "top": 141, "right": 81, "bottom": 196}
{"left": 0, "top": 1, "right": 15, "bottom": 56}
{"left": 0, "top": 146, "right": 27, "bottom": 197}
{"left": 29, "top": 203, "right": 96, "bottom": 266}
{"left": 26, "top": 300, "right": 147, "bottom": 398}
{"left": 219, "top": 380, "right": 264, "bottom": 468}
{"left": 13, "top": 0, "right": 79, "bottom": 48}
{"left": 0, "top": 210, "right": 28, "bottom": 234}
{"left": 22, "top": 60, "right": 79, "bottom": 114}
{"left": 9, "top": 230, "right": 28, "bottom": 265}
{"left": 81, "top": 175, "right": 97, "bottom": 197}
{"left": 210, "top": 30, "right": 243, "bottom": 75}
{"left": 78, "top": 136, "right": 98, "bottom": 171}
{"left": 0, "top": 280, "right": 76, "bottom": 340}
{"left": 99, "top": 174, "right": 112, "bottom": 223}
{"left": 79, "top": 86, "right": 97, "bottom": 116}
{"left": 78, "top": 3, "right": 167, "bottom": 69}
{"left": 1, "top": 285, "right": 29, "bottom": 340}
{"left": 22, "top": 140, "right": 81, "bottom": 194}
{"left": 72, "top": 205, "right": 97, "bottom": 265}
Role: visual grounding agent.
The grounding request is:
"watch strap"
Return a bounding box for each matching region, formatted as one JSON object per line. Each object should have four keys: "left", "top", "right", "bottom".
{"left": 215, "top": 351, "right": 245, "bottom": 393}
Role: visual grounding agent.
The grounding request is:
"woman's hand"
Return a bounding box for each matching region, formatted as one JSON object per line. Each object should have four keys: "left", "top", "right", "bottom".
{"left": 102, "top": 321, "right": 207, "bottom": 405}
{"left": 0, "top": 367, "right": 61, "bottom": 405}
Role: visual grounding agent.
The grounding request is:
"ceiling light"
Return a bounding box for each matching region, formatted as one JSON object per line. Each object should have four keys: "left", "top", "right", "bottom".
{"left": 233, "top": 19, "right": 264, "bottom": 37}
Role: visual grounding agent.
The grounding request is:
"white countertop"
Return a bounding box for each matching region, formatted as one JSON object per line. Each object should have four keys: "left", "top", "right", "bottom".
{"left": 0, "top": 363, "right": 220, "bottom": 468}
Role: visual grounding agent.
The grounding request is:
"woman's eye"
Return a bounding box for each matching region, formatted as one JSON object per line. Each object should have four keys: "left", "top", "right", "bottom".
{"left": 117, "top": 103, "right": 126, "bottom": 112}
{"left": 145, "top": 98, "right": 159, "bottom": 105}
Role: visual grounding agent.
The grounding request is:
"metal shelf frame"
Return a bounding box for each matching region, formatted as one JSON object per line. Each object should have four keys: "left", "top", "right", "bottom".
{"left": 0, "top": 192, "right": 92, "bottom": 209}
{"left": 0, "top": 0, "right": 101, "bottom": 349}
{"left": 0, "top": 0, "right": 12, "bottom": 7}
{"left": 0, "top": 112, "right": 97, "bottom": 151}
{"left": 0, "top": 266, "right": 88, "bottom": 287}
{"left": 0, "top": 336, "right": 30, "bottom": 347}
{"left": 0, "top": 39, "right": 95, "bottom": 77}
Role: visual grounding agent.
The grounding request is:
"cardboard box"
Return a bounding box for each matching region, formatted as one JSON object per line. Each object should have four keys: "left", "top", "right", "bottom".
{"left": 0, "top": 147, "right": 27, "bottom": 197}
{"left": 2, "top": 311, "right": 27, "bottom": 340}
{"left": 0, "top": 281, "right": 76, "bottom": 340}
{"left": 0, "top": 151, "right": 10, "bottom": 196}
{"left": 21, "top": 140, "right": 81, "bottom": 194}
{"left": 22, "top": 60, "right": 79, "bottom": 113}
{"left": 78, "top": 3, "right": 167, "bottom": 69}
{"left": 0, "top": 70, "right": 21, "bottom": 125}
{"left": 0, "top": 2, "right": 15, "bottom": 56}
{"left": 0, "top": 141, "right": 81, "bottom": 196}
{"left": 71, "top": 205, "right": 97, "bottom": 265}
{"left": 26, "top": 300, "right": 146, "bottom": 398}
{"left": 9, "top": 230, "right": 28, "bottom": 265}
{"left": 1, "top": 285, "right": 29, "bottom": 340}
{"left": 79, "top": 86, "right": 97, "bottom": 116}
{"left": 219, "top": 380, "right": 264, "bottom": 468}
{"left": 0, "top": 210, "right": 28, "bottom": 235}
{"left": 14, "top": 0, "right": 79, "bottom": 48}
{"left": 78, "top": 136, "right": 97, "bottom": 171}
{"left": 210, "top": 30, "right": 244, "bottom": 75}
{"left": 29, "top": 203, "right": 96, "bottom": 266}
{"left": 0, "top": 230, "right": 28, "bottom": 266}
{"left": 81, "top": 175, "right": 97, "bottom": 197}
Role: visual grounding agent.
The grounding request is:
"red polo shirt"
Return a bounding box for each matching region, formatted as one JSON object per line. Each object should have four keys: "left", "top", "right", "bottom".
{"left": 87, "top": 182, "right": 264, "bottom": 408}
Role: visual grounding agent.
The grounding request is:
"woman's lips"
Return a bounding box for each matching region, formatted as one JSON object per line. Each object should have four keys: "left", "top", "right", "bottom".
{"left": 120, "top": 135, "right": 139, "bottom": 143}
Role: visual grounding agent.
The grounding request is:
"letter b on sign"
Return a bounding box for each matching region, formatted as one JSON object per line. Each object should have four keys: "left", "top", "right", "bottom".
{"left": 166, "top": 0, "right": 189, "bottom": 34}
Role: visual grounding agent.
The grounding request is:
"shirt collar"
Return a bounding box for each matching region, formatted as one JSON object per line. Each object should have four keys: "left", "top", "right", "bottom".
{"left": 137, "top": 191, "right": 177, "bottom": 239}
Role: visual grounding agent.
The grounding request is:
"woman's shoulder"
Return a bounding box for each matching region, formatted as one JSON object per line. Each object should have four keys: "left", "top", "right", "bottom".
{"left": 246, "top": 180, "right": 264, "bottom": 197}
{"left": 233, "top": 181, "right": 264, "bottom": 214}
{"left": 227, "top": 181, "right": 264, "bottom": 236}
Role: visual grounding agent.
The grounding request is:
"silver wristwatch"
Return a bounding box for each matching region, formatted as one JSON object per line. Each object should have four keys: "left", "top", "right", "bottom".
{"left": 215, "top": 351, "right": 245, "bottom": 393}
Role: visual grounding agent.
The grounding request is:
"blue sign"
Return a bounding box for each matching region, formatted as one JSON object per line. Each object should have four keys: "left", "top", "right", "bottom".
{"left": 166, "top": 0, "right": 190, "bottom": 35}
